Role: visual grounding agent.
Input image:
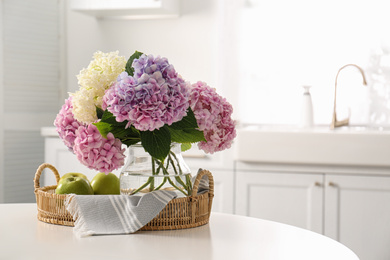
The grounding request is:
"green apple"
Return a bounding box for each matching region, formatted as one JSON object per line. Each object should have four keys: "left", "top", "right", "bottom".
{"left": 55, "top": 176, "right": 94, "bottom": 195}
{"left": 60, "top": 172, "right": 88, "bottom": 181}
{"left": 91, "top": 172, "right": 120, "bottom": 195}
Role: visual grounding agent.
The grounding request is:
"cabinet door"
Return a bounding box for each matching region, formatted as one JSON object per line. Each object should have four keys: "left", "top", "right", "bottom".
{"left": 324, "top": 174, "right": 390, "bottom": 260}
{"left": 235, "top": 171, "right": 324, "bottom": 233}
{"left": 207, "top": 170, "right": 234, "bottom": 214}
{"left": 188, "top": 167, "right": 234, "bottom": 214}
{"left": 184, "top": 145, "right": 235, "bottom": 214}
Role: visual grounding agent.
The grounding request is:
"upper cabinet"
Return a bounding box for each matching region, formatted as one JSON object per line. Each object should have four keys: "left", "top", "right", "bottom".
{"left": 70, "top": 0, "right": 180, "bottom": 19}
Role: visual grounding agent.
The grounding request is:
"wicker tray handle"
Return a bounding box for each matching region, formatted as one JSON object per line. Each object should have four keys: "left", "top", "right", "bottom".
{"left": 34, "top": 163, "right": 61, "bottom": 191}
{"left": 192, "top": 169, "right": 214, "bottom": 197}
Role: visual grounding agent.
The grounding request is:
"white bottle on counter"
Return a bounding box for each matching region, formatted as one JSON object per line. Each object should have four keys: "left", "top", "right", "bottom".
{"left": 300, "top": 85, "right": 314, "bottom": 128}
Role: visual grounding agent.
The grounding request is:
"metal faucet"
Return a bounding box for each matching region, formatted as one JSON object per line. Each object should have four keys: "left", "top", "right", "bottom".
{"left": 330, "top": 64, "right": 368, "bottom": 129}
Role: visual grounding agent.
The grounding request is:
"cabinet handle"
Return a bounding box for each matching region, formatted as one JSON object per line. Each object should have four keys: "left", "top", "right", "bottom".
{"left": 328, "top": 181, "right": 337, "bottom": 187}
{"left": 313, "top": 182, "right": 322, "bottom": 187}
{"left": 182, "top": 154, "right": 207, "bottom": 159}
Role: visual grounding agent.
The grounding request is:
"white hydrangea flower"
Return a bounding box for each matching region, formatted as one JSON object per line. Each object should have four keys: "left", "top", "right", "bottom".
{"left": 71, "top": 87, "right": 99, "bottom": 124}
{"left": 77, "top": 51, "right": 126, "bottom": 91}
{"left": 71, "top": 51, "right": 126, "bottom": 124}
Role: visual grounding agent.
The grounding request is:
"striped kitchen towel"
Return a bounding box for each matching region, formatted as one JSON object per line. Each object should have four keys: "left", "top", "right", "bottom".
{"left": 65, "top": 190, "right": 177, "bottom": 238}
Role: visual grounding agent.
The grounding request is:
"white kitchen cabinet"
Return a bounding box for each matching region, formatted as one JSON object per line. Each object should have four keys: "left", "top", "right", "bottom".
{"left": 205, "top": 169, "right": 234, "bottom": 214}
{"left": 183, "top": 144, "right": 235, "bottom": 214}
{"left": 235, "top": 171, "right": 324, "bottom": 233}
{"left": 324, "top": 174, "right": 390, "bottom": 260}
{"left": 235, "top": 164, "right": 390, "bottom": 260}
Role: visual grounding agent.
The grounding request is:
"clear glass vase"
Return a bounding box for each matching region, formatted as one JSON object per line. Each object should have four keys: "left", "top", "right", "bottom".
{"left": 119, "top": 143, "right": 192, "bottom": 197}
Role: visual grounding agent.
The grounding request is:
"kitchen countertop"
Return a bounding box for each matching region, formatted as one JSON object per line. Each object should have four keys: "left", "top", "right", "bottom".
{"left": 0, "top": 203, "right": 359, "bottom": 260}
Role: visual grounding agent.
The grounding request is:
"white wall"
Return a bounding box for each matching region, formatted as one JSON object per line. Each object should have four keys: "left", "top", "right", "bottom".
{"left": 66, "top": 0, "right": 220, "bottom": 97}
{"left": 237, "top": 0, "right": 390, "bottom": 127}
{"left": 66, "top": 1, "right": 390, "bottom": 128}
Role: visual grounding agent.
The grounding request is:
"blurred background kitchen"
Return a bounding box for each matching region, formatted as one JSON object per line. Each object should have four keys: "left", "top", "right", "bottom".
{"left": 2, "top": 0, "right": 390, "bottom": 202}
{"left": 1, "top": 1, "right": 390, "bottom": 258}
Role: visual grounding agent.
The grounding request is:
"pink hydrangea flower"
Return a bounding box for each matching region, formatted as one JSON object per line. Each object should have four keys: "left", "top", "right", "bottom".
{"left": 73, "top": 124, "right": 126, "bottom": 173}
{"left": 189, "top": 81, "right": 237, "bottom": 154}
{"left": 54, "top": 96, "right": 84, "bottom": 152}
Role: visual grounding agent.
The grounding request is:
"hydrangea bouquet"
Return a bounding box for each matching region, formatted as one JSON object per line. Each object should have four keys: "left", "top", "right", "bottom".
{"left": 54, "top": 50, "right": 236, "bottom": 196}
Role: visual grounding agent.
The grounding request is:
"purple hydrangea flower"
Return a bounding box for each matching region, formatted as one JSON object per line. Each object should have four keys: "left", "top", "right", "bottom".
{"left": 189, "top": 81, "right": 237, "bottom": 154}
{"left": 132, "top": 54, "right": 177, "bottom": 80}
{"left": 102, "top": 72, "right": 138, "bottom": 122}
{"left": 54, "top": 96, "right": 85, "bottom": 152}
{"left": 73, "top": 124, "right": 126, "bottom": 174}
{"left": 103, "top": 55, "right": 190, "bottom": 132}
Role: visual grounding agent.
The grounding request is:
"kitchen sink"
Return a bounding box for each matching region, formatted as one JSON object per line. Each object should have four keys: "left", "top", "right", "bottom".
{"left": 235, "top": 125, "right": 390, "bottom": 167}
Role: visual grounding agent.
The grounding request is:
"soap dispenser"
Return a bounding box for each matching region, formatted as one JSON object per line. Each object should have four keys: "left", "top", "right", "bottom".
{"left": 300, "top": 85, "right": 314, "bottom": 128}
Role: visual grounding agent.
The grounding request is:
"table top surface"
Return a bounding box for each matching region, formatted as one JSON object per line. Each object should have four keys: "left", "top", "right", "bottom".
{"left": 0, "top": 203, "right": 359, "bottom": 260}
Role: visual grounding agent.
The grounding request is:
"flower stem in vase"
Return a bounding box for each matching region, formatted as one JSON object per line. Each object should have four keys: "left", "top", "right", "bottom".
{"left": 150, "top": 157, "right": 157, "bottom": 191}
{"left": 157, "top": 159, "right": 188, "bottom": 197}
{"left": 154, "top": 176, "right": 168, "bottom": 191}
{"left": 168, "top": 153, "right": 190, "bottom": 195}
{"left": 119, "top": 143, "right": 193, "bottom": 196}
{"left": 186, "top": 174, "right": 193, "bottom": 195}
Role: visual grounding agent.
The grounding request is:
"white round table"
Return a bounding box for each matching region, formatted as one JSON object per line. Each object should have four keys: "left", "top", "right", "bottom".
{"left": 0, "top": 204, "right": 359, "bottom": 260}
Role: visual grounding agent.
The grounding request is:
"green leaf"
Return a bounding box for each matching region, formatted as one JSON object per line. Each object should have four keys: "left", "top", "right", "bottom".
{"left": 100, "top": 110, "right": 126, "bottom": 127}
{"left": 125, "top": 51, "right": 144, "bottom": 76}
{"left": 111, "top": 126, "right": 141, "bottom": 146}
{"left": 112, "top": 125, "right": 139, "bottom": 137}
{"left": 96, "top": 106, "right": 104, "bottom": 119}
{"left": 140, "top": 126, "right": 171, "bottom": 161}
{"left": 170, "top": 107, "right": 199, "bottom": 130}
{"left": 168, "top": 127, "right": 206, "bottom": 143}
{"left": 93, "top": 121, "right": 112, "bottom": 138}
{"left": 167, "top": 108, "right": 205, "bottom": 144}
{"left": 96, "top": 109, "right": 141, "bottom": 144}
{"left": 181, "top": 143, "right": 192, "bottom": 152}
{"left": 121, "top": 138, "right": 141, "bottom": 147}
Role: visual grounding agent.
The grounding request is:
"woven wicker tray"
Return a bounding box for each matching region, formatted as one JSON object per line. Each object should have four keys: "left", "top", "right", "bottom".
{"left": 34, "top": 163, "right": 214, "bottom": 230}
